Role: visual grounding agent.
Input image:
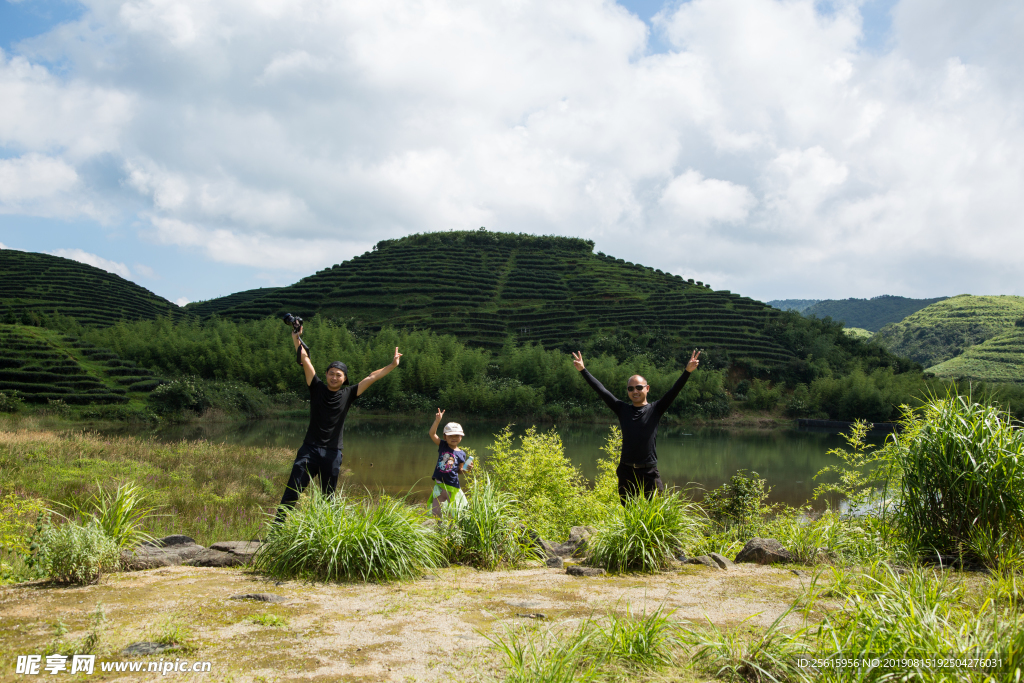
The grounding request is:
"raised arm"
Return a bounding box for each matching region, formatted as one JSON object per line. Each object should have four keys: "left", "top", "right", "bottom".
{"left": 572, "top": 351, "right": 618, "bottom": 410}
{"left": 356, "top": 347, "right": 403, "bottom": 397}
{"left": 655, "top": 349, "right": 701, "bottom": 415}
{"left": 429, "top": 408, "right": 444, "bottom": 445}
{"left": 293, "top": 327, "right": 315, "bottom": 386}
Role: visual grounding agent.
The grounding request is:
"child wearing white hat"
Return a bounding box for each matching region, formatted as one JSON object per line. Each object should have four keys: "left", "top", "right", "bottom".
{"left": 427, "top": 408, "right": 473, "bottom": 517}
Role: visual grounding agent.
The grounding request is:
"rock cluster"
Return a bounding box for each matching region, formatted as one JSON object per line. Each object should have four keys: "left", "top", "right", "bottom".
{"left": 121, "top": 536, "right": 261, "bottom": 571}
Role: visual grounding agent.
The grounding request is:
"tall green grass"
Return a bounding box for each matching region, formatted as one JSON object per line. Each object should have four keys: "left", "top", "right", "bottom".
{"left": 887, "top": 395, "right": 1024, "bottom": 564}
{"left": 587, "top": 491, "right": 705, "bottom": 573}
{"left": 66, "top": 481, "right": 157, "bottom": 549}
{"left": 253, "top": 489, "right": 441, "bottom": 582}
{"left": 437, "top": 476, "right": 535, "bottom": 570}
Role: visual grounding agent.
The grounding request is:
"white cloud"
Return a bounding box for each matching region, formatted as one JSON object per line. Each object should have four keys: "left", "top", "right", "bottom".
{"left": 134, "top": 263, "right": 157, "bottom": 278}
{"left": 50, "top": 248, "right": 133, "bottom": 278}
{"left": 0, "top": 0, "right": 1021, "bottom": 299}
{"left": 175, "top": 297, "right": 190, "bottom": 306}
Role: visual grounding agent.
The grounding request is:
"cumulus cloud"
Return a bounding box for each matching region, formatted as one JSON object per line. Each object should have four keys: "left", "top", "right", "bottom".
{"left": 1, "top": 0, "right": 1022, "bottom": 298}
{"left": 50, "top": 248, "right": 133, "bottom": 278}
{"left": 175, "top": 297, "right": 189, "bottom": 306}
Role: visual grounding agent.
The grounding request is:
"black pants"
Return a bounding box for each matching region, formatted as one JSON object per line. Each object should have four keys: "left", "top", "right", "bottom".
{"left": 274, "top": 443, "right": 343, "bottom": 523}
{"left": 616, "top": 463, "right": 664, "bottom": 504}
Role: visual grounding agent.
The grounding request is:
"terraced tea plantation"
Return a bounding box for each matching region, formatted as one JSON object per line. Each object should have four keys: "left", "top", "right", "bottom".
{"left": 196, "top": 231, "right": 798, "bottom": 367}
{"left": 874, "top": 294, "right": 1024, "bottom": 367}
{"left": 927, "top": 326, "right": 1024, "bottom": 383}
{"left": 0, "top": 250, "right": 187, "bottom": 327}
{"left": 0, "top": 325, "right": 162, "bottom": 404}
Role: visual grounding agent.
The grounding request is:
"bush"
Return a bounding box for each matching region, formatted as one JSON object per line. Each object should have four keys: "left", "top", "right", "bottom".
{"left": 746, "top": 379, "right": 782, "bottom": 410}
{"left": 702, "top": 470, "right": 771, "bottom": 530}
{"left": 588, "top": 491, "right": 705, "bottom": 573}
{"left": 886, "top": 396, "right": 1024, "bottom": 564}
{"left": 438, "top": 476, "right": 535, "bottom": 570}
{"left": 483, "top": 426, "right": 607, "bottom": 540}
{"left": 67, "top": 482, "right": 157, "bottom": 550}
{"left": 149, "top": 376, "right": 269, "bottom": 418}
{"left": 36, "top": 519, "right": 120, "bottom": 584}
{"left": 253, "top": 489, "right": 441, "bottom": 582}
{"left": 0, "top": 390, "right": 23, "bottom": 413}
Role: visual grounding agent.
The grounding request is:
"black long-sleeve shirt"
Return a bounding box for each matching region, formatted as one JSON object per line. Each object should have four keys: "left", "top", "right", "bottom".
{"left": 580, "top": 368, "right": 692, "bottom": 467}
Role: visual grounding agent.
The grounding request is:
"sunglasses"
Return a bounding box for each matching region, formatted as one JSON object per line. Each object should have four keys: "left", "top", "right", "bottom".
{"left": 627, "top": 385, "right": 647, "bottom": 392}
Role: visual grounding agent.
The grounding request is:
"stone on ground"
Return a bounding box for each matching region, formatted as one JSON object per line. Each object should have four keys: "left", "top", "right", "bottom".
{"left": 734, "top": 538, "right": 793, "bottom": 565}
{"left": 121, "top": 535, "right": 205, "bottom": 570}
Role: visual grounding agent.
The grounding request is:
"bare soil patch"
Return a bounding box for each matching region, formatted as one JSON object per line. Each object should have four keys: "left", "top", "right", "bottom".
{"left": 0, "top": 563, "right": 806, "bottom": 682}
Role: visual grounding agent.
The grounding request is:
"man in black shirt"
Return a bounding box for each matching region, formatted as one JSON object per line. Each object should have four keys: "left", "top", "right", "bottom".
{"left": 572, "top": 349, "right": 701, "bottom": 503}
{"left": 274, "top": 324, "right": 403, "bottom": 522}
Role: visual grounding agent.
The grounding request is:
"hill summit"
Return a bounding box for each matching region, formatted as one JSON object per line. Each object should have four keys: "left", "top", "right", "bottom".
{"left": 190, "top": 229, "right": 800, "bottom": 367}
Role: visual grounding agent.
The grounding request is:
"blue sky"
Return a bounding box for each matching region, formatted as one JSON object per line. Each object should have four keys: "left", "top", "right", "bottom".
{"left": 1, "top": 0, "right": 1020, "bottom": 306}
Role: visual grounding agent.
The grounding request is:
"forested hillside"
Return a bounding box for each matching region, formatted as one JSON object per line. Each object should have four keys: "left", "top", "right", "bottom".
{"left": 184, "top": 287, "right": 281, "bottom": 317}
{"left": 801, "top": 295, "right": 948, "bottom": 332}
{"left": 874, "top": 295, "right": 1024, "bottom": 368}
{"left": 0, "top": 250, "right": 187, "bottom": 327}
{"left": 767, "top": 299, "right": 821, "bottom": 313}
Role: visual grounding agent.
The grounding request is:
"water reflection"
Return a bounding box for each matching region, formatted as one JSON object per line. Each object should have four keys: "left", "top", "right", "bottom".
{"left": 100, "top": 418, "right": 886, "bottom": 506}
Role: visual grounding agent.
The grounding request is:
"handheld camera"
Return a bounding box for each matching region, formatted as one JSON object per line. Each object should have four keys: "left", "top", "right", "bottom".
{"left": 283, "top": 312, "right": 310, "bottom": 364}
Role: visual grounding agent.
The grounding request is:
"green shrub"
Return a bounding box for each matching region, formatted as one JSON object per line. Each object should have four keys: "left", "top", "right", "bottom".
{"left": 148, "top": 376, "right": 269, "bottom": 418}
{"left": 253, "top": 489, "right": 441, "bottom": 582}
{"left": 36, "top": 519, "right": 120, "bottom": 584}
{"left": 886, "top": 396, "right": 1024, "bottom": 564}
{"left": 746, "top": 379, "right": 782, "bottom": 410}
{"left": 438, "top": 476, "right": 535, "bottom": 570}
{"left": 68, "top": 482, "right": 157, "bottom": 550}
{"left": 588, "top": 491, "right": 705, "bottom": 573}
{"left": 0, "top": 390, "right": 23, "bottom": 413}
{"left": 483, "top": 426, "right": 607, "bottom": 540}
{"left": 702, "top": 470, "right": 771, "bottom": 530}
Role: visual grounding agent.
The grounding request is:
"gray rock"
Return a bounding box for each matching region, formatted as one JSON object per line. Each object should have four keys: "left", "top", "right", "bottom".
{"left": 121, "top": 536, "right": 206, "bottom": 571}
{"left": 676, "top": 552, "right": 689, "bottom": 563}
{"left": 516, "top": 613, "right": 546, "bottom": 619}
{"left": 185, "top": 540, "right": 262, "bottom": 567}
{"left": 122, "top": 642, "right": 175, "bottom": 656}
{"left": 230, "top": 593, "right": 287, "bottom": 603}
{"left": 546, "top": 556, "right": 564, "bottom": 569}
{"left": 549, "top": 526, "right": 596, "bottom": 558}
{"left": 524, "top": 527, "right": 559, "bottom": 559}
{"left": 686, "top": 555, "right": 720, "bottom": 570}
{"left": 709, "top": 552, "right": 735, "bottom": 570}
{"left": 566, "top": 566, "right": 606, "bottom": 577}
{"left": 734, "top": 538, "right": 793, "bottom": 565}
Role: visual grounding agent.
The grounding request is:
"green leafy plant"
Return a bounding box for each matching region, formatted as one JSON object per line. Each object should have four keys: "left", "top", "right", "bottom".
{"left": 254, "top": 488, "right": 441, "bottom": 582}
{"left": 598, "top": 605, "right": 681, "bottom": 669}
{"left": 68, "top": 481, "right": 158, "bottom": 550}
{"left": 702, "top": 470, "right": 772, "bottom": 530}
{"left": 483, "top": 426, "right": 607, "bottom": 540}
{"left": 437, "top": 475, "right": 535, "bottom": 570}
{"left": 0, "top": 389, "right": 23, "bottom": 413}
{"left": 249, "top": 613, "right": 287, "bottom": 627}
{"left": 36, "top": 518, "right": 120, "bottom": 584}
{"left": 588, "top": 491, "right": 705, "bottom": 573}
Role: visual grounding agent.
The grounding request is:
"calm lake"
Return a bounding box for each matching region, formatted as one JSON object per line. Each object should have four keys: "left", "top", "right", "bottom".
{"left": 113, "top": 417, "right": 887, "bottom": 506}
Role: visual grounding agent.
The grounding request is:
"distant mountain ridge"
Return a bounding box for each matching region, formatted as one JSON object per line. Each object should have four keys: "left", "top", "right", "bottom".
{"left": 0, "top": 249, "right": 187, "bottom": 327}
{"left": 767, "top": 299, "right": 821, "bottom": 313}
{"left": 800, "top": 295, "right": 949, "bottom": 332}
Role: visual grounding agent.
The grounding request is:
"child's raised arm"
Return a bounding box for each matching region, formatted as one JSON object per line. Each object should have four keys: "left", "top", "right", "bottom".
{"left": 428, "top": 408, "right": 445, "bottom": 445}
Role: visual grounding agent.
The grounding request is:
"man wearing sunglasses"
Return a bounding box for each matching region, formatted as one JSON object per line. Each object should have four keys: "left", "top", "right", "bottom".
{"left": 572, "top": 349, "right": 701, "bottom": 503}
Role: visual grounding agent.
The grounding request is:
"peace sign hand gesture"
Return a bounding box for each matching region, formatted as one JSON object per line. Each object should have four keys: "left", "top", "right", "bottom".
{"left": 686, "top": 349, "right": 701, "bottom": 373}
{"left": 436, "top": 408, "right": 445, "bottom": 421}
{"left": 571, "top": 351, "right": 585, "bottom": 372}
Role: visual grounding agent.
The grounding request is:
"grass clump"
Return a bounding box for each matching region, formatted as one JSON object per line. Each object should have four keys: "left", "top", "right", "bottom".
{"left": 249, "top": 613, "right": 287, "bottom": 627}
{"left": 35, "top": 518, "right": 120, "bottom": 584}
{"left": 438, "top": 475, "right": 535, "bottom": 570}
{"left": 254, "top": 488, "right": 441, "bottom": 582}
{"left": 588, "top": 491, "right": 705, "bottom": 573}
{"left": 66, "top": 481, "right": 157, "bottom": 549}
{"left": 489, "top": 606, "right": 682, "bottom": 681}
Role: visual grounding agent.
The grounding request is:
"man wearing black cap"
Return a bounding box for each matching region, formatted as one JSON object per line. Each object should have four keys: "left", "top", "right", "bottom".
{"left": 274, "top": 324, "right": 402, "bottom": 522}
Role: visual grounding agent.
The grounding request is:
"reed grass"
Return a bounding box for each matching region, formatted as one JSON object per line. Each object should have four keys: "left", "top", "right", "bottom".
{"left": 253, "top": 488, "right": 442, "bottom": 582}
{"left": 437, "top": 476, "right": 535, "bottom": 570}
{"left": 887, "top": 395, "right": 1024, "bottom": 564}
{"left": 587, "top": 490, "right": 705, "bottom": 573}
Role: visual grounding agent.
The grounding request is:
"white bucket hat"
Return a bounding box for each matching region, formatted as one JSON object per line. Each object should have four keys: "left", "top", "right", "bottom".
{"left": 443, "top": 422, "right": 465, "bottom": 436}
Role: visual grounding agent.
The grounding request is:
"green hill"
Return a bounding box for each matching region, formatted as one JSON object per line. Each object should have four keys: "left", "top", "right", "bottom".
{"left": 0, "top": 249, "right": 187, "bottom": 327}
{"left": 927, "top": 326, "right": 1024, "bottom": 384}
{"left": 0, "top": 324, "right": 162, "bottom": 405}
{"left": 183, "top": 287, "right": 281, "bottom": 318}
{"left": 801, "top": 295, "right": 948, "bottom": 332}
{"left": 188, "top": 230, "right": 808, "bottom": 367}
{"left": 874, "top": 295, "right": 1024, "bottom": 368}
{"left": 767, "top": 299, "right": 821, "bottom": 313}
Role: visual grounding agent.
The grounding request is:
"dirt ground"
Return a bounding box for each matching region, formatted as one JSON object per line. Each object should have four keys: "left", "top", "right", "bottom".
{"left": 0, "top": 563, "right": 807, "bottom": 683}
